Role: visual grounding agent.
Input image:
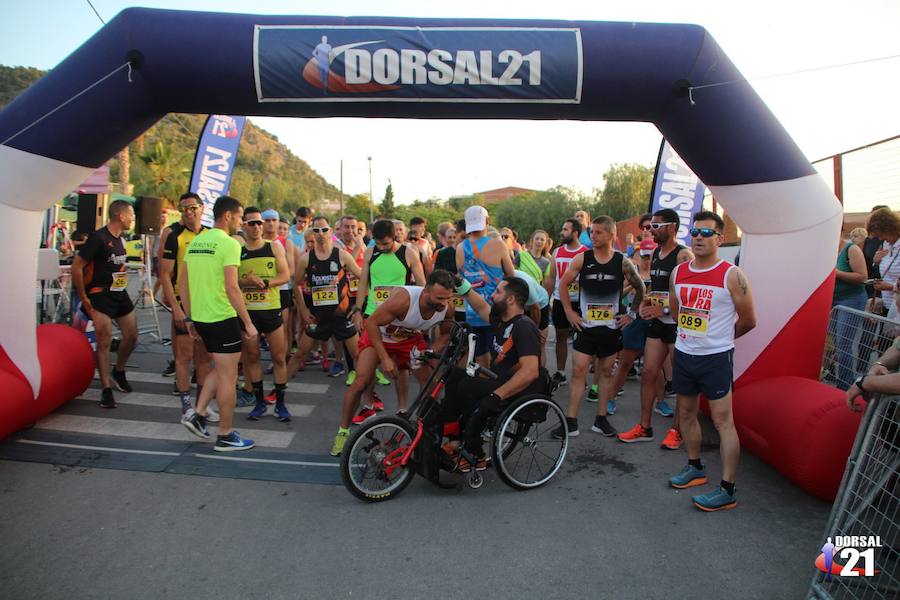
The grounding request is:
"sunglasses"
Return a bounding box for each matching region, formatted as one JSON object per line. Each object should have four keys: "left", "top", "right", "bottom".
{"left": 181, "top": 205, "right": 201, "bottom": 212}
{"left": 312, "top": 227, "right": 330, "bottom": 233}
{"left": 649, "top": 222, "right": 675, "bottom": 230}
{"left": 246, "top": 220, "right": 264, "bottom": 226}
{"left": 501, "top": 234, "right": 510, "bottom": 240}
{"left": 690, "top": 227, "right": 721, "bottom": 238}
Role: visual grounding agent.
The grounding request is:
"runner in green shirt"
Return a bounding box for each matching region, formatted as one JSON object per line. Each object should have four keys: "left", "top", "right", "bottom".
{"left": 179, "top": 195, "right": 258, "bottom": 452}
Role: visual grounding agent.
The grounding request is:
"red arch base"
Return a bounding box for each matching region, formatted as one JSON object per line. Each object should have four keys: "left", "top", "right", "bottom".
{"left": 0, "top": 324, "right": 94, "bottom": 440}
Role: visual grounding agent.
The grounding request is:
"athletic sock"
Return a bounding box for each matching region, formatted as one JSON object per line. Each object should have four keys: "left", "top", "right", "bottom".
{"left": 179, "top": 391, "right": 192, "bottom": 413}
{"left": 721, "top": 480, "right": 735, "bottom": 495}
{"left": 645, "top": 426, "right": 653, "bottom": 436}
{"left": 252, "top": 380, "right": 264, "bottom": 403}
{"left": 274, "top": 382, "right": 286, "bottom": 403}
{"left": 688, "top": 458, "right": 704, "bottom": 471}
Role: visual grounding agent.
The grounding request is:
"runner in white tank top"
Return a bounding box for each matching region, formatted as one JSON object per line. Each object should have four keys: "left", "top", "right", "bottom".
{"left": 380, "top": 286, "right": 448, "bottom": 343}
{"left": 666, "top": 212, "right": 756, "bottom": 513}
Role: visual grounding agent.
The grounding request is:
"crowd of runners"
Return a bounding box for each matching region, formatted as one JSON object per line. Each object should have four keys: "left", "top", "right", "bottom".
{"left": 71, "top": 194, "right": 758, "bottom": 511}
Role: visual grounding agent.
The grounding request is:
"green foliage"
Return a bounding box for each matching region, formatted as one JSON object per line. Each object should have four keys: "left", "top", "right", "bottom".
{"left": 492, "top": 188, "right": 580, "bottom": 240}
{"left": 597, "top": 163, "right": 654, "bottom": 221}
{"left": 0, "top": 65, "right": 341, "bottom": 209}
{"left": 343, "top": 193, "right": 375, "bottom": 222}
{"left": 380, "top": 180, "right": 396, "bottom": 217}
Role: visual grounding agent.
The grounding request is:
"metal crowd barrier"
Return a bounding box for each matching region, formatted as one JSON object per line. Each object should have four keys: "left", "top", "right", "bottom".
{"left": 807, "top": 393, "right": 899, "bottom": 599}
{"left": 822, "top": 305, "right": 900, "bottom": 391}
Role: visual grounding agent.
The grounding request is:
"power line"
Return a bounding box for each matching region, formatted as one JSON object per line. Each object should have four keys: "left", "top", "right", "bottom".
{"left": 84, "top": 0, "right": 105, "bottom": 25}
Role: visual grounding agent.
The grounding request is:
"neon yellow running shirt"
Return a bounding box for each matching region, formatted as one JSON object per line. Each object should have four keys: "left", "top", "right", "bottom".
{"left": 185, "top": 227, "right": 241, "bottom": 323}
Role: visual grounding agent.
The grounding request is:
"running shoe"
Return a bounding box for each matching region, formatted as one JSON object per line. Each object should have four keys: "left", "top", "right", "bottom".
{"left": 162, "top": 360, "right": 176, "bottom": 377}
{"left": 99, "top": 388, "right": 116, "bottom": 409}
{"left": 618, "top": 423, "right": 653, "bottom": 443}
{"left": 247, "top": 401, "right": 268, "bottom": 420}
{"left": 351, "top": 406, "right": 377, "bottom": 425}
{"left": 181, "top": 410, "right": 209, "bottom": 439}
{"left": 669, "top": 463, "right": 708, "bottom": 489}
{"left": 665, "top": 380, "right": 676, "bottom": 399}
{"left": 607, "top": 400, "right": 617, "bottom": 415}
{"left": 372, "top": 394, "right": 385, "bottom": 412}
{"left": 654, "top": 398, "right": 674, "bottom": 417}
{"left": 553, "top": 371, "right": 567, "bottom": 387}
{"left": 552, "top": 417, "right": 579, "bottom": 439}
{"left": 628, "top": 366, "right": 638, "bottom": 378}
{"left": 616, "top": 388, "right": 624, "bottom": 397}
{"left": 274, "top": 401, "right": 291, "bottom": 422}
{"left": 171, "top": 383, "right": 181, "bottom": 396}
{"left": 260, "top": 338, "right": 269, "bottom": 352}
{"left": 586, "top": 385, "right": 599, "bottom": 403}
{"left": 264, "top": 390, "right": 277, "bottom": 404}
{"left": 112, "top": 369, "right": 132, "bottom": 393}
{"left": 214, "top": 431, "right": 255, "bottom": 452}
{"left": 345, "top": 370, "right": 357, "bottom": 386}
{"left": 375, "top": 368, "right": 390, "bottom": 386}
{"left": 322, "top": 358, "right": 331, "bottom": 372}
{"left": 330, "top": 431, "right": 348, "bottom": 457}
{"left": 305, "top": 353, "right": 322, "bottom": 365}
{"left": 205, "top": 405, "right": 220, "bottom": 423}
{"left": 236, "top": 387, "right": 256, "bottom": 408}
{"left": 661, "top": 428, "right": 682, "bottom": 450}
{"left": 591, "top": 415, "right": 617, "bottom": 437}
{"left": 457, "top": 454, "right": 488, "bottom": 473}
{"left": 328, "top": 361, "right": 345, "bottom": 378}
{"left": 264, "top": 364, "right": 274, "bottom": 375}
{"left": 692, "top": 486, "right": 737, "bottom": 512}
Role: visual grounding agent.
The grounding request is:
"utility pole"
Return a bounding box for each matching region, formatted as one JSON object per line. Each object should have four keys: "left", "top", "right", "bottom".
{"left": 367, "top": 156, "right": 374, "bottom": 223}
{"left": 339, "top": 159, "right": 344, "bottom": 214}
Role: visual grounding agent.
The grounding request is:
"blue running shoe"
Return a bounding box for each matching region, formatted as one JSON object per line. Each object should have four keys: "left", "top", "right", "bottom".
{"left": 607, "top": 400, "right": 617, "bottom": 415}
{"left": 236, "top": 387, "right": 256, "bottom": 408}
{"left": 669, "top": 464, "right": 708, "bottom": 489}
{"left": 247, "top": 401, "right": 268, "bottom": 420}
{"left": 693, "top": 486, "right": 737, "bottom": 512}
{"left": 274, "top": 401, "right": 291, "bottom": 422}
{"left": 654, "top": 398, "right": 674, "bottom": 417}
{"left": 328, "top": 361, "right": 345, "bottom": 378}
{"left": 214, "top": 431, "right": 255, "bottom": 452}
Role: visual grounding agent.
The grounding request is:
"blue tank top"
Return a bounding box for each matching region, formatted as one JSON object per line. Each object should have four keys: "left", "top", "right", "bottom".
{"left": 287, "top": 226, "right": 305, "bottom": 249}
{"left": 462, "top": 237, "right": 505, "bottom": 327}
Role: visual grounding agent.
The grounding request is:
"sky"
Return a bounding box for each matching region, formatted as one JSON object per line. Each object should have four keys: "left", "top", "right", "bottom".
{"left": 2, "top": 0, "right": 899, "bottom": 209}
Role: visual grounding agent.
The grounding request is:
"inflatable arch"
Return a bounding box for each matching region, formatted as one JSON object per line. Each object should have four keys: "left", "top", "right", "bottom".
{"left": 0, "top": 9, "right": 858, "bottom": 498}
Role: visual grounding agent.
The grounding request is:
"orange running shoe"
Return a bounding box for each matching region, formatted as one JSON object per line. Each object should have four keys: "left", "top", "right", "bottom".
{"left": 661, "top": 428, "right": 682, "bottom": 450}
{"left": 618, "top": 424, "right": 653, "bottom": 443}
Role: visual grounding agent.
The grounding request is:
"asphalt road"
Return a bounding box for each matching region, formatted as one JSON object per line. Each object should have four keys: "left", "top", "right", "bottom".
{"left": 0, "top": 326, "right": 831, "bottom": 599}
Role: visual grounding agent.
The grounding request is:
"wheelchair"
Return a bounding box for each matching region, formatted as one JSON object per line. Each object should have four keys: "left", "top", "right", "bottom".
{"left": 340, "top": 321, "right": 568, "bottom": 502}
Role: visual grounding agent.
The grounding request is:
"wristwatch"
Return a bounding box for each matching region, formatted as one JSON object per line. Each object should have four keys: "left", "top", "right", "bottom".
{"left": 854, "top": 375, "right": 870, "bottom": 399}
{"left": 662, "top": 306, "right": 671, "bottom": 315}
{"left": 626, "top": 310, "right": 637, "bottom": 320}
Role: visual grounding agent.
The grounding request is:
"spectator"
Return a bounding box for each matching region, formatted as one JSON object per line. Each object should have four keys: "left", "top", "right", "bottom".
{"left": 846, "top": 334, "right": 900, "bottom": 412}
{"left": 831, "top": 228, "right": 869, "bottom": 388}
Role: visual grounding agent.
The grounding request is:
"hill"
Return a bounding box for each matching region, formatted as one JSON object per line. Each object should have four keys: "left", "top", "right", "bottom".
{"left": 0, "top": 65, "right": 340, "bottom": 214}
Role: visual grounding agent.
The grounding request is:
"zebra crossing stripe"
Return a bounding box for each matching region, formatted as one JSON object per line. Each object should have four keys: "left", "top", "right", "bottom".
{"left": 78, "top": 389, "right": 316, "bottom": 417}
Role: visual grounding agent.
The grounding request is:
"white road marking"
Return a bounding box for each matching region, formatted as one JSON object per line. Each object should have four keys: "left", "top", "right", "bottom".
{"left": 94, "top": 371, "right": 330, "bottom": 394}
{"left": 78, "top": 389, "right": 315, "bottom": 417}
{"left": 190, "top": 453, "right": 338, "bottom": 468}
{"left": 16, "top": 439, "right": 180, "bottom": 456}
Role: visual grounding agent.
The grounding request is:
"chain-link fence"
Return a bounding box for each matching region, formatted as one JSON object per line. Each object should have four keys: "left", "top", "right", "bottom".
{"left": 822, "top": 305, "right": 900, "bottom": 390}
{"left": 807, "top": 393, "right": 899, "bottom": 599}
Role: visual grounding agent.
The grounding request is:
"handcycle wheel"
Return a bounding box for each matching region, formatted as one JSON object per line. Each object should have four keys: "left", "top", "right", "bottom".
{"left": 340, "top": 416, "right": 417, "bottom": 502}
{"left": 491, "top": 395, "right": 568, "bottom": 490}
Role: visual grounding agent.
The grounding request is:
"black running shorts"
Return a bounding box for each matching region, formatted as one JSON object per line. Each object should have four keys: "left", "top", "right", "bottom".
{"left": 249, "top": 309, "right": 284, "bottom": 335}
{"left": 305, "top": 314, "right": 358, "bottom": 342}
{"left": 193, "top": 317, "right": 243, "bottom": 354}
{"left": 552, "top": 299, "right": 579, "bottom": 329}
{"left": 573, "top": 325, "right": 623, "bottom": 358}
{"left": 646, "top": 319, "right": 677, "bottom": 345}
{"left": 88, "top": 291, "right": 134, "bottom": 320}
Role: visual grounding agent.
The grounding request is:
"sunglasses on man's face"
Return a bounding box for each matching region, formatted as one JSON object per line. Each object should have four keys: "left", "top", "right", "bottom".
{"left": 312, "top": 227, "right": 330, "bottom": 233}
{"left": 246, "top": 220, "right": 264, "bottom": 227}
{"left": 501, "top": 234, "right": 510, "bottom": 240}
{"left": 641, "top": 224, "right": 652, "bottom": 230}
{"left": 690, "top": 227, "right": 721, "bottom": 238}
{"left": 649, "top": 222, "right": 675, "bottom": 230}
{"left": 181, "top": 205, "right": 201, "bottom": 212}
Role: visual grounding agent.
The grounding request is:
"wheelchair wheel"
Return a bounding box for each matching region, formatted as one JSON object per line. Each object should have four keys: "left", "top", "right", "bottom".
{"left": 491, "top": 395, "right": 568, "bottom": 490}
{"left": 340, "top": 416, "right": 417, "bottom": 502}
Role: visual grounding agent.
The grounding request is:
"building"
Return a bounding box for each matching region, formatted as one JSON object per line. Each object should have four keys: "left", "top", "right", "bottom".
{"left": 474, "top": 186, "right": 539, "bottom": 204}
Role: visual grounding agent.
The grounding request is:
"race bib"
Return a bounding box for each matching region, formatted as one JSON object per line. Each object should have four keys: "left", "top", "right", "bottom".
{"left": 243, "top": 289, "right": 275, "bottom": 310}
{"left": 110, "top": 272, "right": 128, "bottom": 292}
{"left": 373, "top": 286, "right": 393, "bottom": 306}
{"left": 452, "top": 295, "right": 466, "bottom": 312}
{"left": 567, "top": 280, "right": 580, "bottom": 298}
{"left": 648, "top": 291, "right": 669, "bottom": 308}
{"left": 312, "top": 285, "right": 338, "bottom": 306}
{"left": 678, "top": 307, "right": 709, "bottom": 337}
{"left": 348, "top": 277, "right": 359, "bottom": 293}
{"left": 586, "top": 303, "right": 615, "bottom": 326}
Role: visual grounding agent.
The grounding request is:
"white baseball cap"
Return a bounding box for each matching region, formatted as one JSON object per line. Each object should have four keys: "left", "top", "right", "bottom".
{"left": 464, "top": 205, "right": 488, "bottom": 233}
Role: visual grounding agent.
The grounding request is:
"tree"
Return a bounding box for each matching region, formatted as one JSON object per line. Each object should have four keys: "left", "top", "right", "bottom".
{"left": 597, "top": 163, "right": 654, "bottom": 221}
{"left": 344, "top": 193, "right": 375, "bottom": 222}
{"left": 135, "top": 140, "right": 190, "bottom": 202}
{"left": 492, "top": 189, "right": 579, "bottom": 241}
{"left": 380, "top": 180, "right": 395, "bottom": 217}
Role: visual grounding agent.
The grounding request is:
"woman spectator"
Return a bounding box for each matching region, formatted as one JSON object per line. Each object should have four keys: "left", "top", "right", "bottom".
{"left": 831, "top": 226, "right": 870, "bottom": 388}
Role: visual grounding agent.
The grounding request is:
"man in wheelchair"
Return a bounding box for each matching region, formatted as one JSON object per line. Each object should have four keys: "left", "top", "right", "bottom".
{"left": 444, "top": 276, "right": 545, "bottom": 471}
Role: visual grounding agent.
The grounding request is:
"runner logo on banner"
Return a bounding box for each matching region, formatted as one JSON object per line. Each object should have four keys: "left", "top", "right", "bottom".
{"left": 648, "top": 140, "right": 707, "bottom": 248}
{"left": 189, "top": 115, "right": 247, "bottom": 226}
{"left": 254, "top": 26, "right": 583, "bottom": 104}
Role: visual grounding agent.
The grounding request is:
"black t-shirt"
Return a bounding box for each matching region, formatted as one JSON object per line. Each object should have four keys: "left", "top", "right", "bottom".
{"left": 78, "top": 226, "right": 128, "bottom": 293}
{"left": 434, "top": 245, "right": 457, "bottom": 274}
{"left": 490, "top": 313, "right": 541, "bottom": 383}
